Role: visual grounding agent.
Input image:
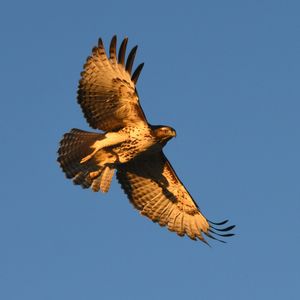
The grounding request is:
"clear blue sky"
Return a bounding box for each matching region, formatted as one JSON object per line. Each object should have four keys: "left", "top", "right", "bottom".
{"left": 1, "top": 1, "right": 299, "bottom": 299}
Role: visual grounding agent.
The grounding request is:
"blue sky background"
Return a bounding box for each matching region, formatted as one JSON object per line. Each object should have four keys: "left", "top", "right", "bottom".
{"left": 1, "top": 1, "right": 299, "bottom": 299}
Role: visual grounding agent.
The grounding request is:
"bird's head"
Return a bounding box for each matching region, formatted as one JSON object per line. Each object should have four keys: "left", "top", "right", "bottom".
{"left": 152, "top": 125, "right": 176, "bottom": 143}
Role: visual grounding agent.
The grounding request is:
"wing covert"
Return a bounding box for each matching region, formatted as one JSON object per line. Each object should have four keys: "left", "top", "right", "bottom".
{"left": 78, "top": 35, "right": 147, "bottom": 132}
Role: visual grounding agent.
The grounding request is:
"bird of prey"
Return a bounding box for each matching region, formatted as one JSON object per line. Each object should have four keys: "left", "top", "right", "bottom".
{"left": 57, "top": 35, "right": 234, "bottom": 244}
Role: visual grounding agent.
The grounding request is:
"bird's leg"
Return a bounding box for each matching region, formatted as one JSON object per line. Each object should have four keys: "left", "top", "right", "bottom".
{"left": 80, "top": 132, "right": 128, "bottom": 164}
{"left": 80, "top": 149, "right": 99, "bottom": 163}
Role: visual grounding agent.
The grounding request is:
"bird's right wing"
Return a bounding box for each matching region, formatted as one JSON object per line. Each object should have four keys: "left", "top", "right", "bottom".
{"left": 116, "top": 151, "right": 235, "bottom": 244}
{"left": 78, "top": 36, "right": 148, "bottom": 132}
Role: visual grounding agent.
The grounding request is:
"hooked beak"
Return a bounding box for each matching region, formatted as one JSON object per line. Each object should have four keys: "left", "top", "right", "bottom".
{"left": 172, "top": 129, "right": 177, "bottom": 137}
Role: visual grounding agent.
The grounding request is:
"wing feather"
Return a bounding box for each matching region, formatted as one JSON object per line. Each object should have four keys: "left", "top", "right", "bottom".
{"left": 151, "top": 197, "right": 169, "bottom": 221}
{"left": 141, "top": 193, "right": 162, "bottom": 218}
{"left": 174, "top": 213, "right": 184, "bottom": 236}
{"left": 109, "top": 35, "right": 117, "bottom": 63}
{"left": 167, "top": 210, "right": 181, "bottom": 233}
{"left": 158, "top": 202, "right": 173, "bottom": 227}
{"left": 126, "top": 46, "right": 138, "bottom": 74}
{"left": 117, "top": 151, "right": 235, "bottom": 243}
{"left": 131, "top": 63, "right": 144, "bottom": 84}
{"left": 78, "top": 36, "right": 147, "bottom": 131}
{"left": 118, "top": 37, "right": 128, "bottom": 66}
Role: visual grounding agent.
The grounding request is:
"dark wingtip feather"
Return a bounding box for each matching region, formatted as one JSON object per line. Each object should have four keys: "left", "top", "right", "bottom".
{"left": 131, "top": 62, "right": 144, "bottom": 84}
{"left": 209, "top": 229, "right": 235, "bottom": 237}
{"left": 118, "top": 37, "right": 128, "bottom": 65}
{"left": 211, "top": 224, "right": 236, "bottom": 232}
{"left": 98, "top": 38, "right": 104, "bottom": 49}
{"left": 109, "top": 35, "right": 117, "bottom": 61}
{"left": 208, "top": 219, "right": 229, "bottom": 226}
{"left": 206, "top": 219, "right": 235, "bottom": 243}
{"left": 126, "top": 45, "right": 138, "bottom": 74}
{"left": 221, "top": 233, "right": 235, "bottom": 237}
{"left": 204, "top": 232, "right": 226, "bottom": 244}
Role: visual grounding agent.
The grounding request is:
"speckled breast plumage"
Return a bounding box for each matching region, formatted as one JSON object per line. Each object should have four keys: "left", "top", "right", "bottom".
{"left": 109, "top": 125, "right": 157, "bottom": 164}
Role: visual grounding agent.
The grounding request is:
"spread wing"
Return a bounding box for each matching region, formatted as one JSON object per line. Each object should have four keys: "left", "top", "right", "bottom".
{"left": 116, "top": 152, "right": 235, "bottom": 244}
{"left": 78, "top": 35, "right": 147, "bottom": 132}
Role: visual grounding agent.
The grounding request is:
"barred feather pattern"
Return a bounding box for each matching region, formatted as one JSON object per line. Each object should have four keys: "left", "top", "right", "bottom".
{"left": 117, "top": 151, "right": 235, "bottom": 243}
{"left": 78, "top": 36, "right": 147, "bottom": 132}
{"left": 57, "top": 128, "right": 111, "bottom": 190}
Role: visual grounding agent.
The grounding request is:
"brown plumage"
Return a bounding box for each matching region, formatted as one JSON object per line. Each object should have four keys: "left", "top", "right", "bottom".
{"left": 57, "top": 35, "right": 235, "bottom": 244}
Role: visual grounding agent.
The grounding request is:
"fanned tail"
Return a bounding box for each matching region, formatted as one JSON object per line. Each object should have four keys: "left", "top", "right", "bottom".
{"left": 57, "top": 128, "right": 114, "bottom": 192}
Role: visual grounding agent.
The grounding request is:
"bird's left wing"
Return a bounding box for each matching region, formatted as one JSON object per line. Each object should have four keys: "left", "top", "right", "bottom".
{"left": 116, "top": 152, "right": 234, "bottom": 243}
{"left": 78, "top": 36, "right": 147, "bottom": 132}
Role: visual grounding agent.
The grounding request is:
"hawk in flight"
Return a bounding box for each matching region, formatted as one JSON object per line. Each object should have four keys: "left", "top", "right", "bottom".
{"left": 57, "top": 36, "right": 234, "bottom": 244}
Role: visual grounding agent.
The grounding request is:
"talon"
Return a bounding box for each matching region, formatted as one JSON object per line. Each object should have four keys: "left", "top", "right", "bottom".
{"left": 80, "top": 154, "right": 94, "bottom": 163}
{"left": 89, "top": 170, "right": 101, "bottom": 179}
{"left": 80, "top": 148, "right": 100, "bottom": 163}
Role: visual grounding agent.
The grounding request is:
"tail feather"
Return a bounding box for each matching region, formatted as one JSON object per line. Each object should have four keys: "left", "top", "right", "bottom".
{"left": 91, "top": 166, "right": 114, "bottom": 192}
{"left": 99, "top": 167, "right": 115, "bottom": 192}
{"left": 57, "top": 128, "right": 114, "bottom": 191}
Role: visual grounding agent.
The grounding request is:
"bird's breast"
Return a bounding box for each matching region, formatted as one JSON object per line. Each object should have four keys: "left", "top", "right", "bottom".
{"left": 111, "top": 126, "right": 158, "bottom": 163}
